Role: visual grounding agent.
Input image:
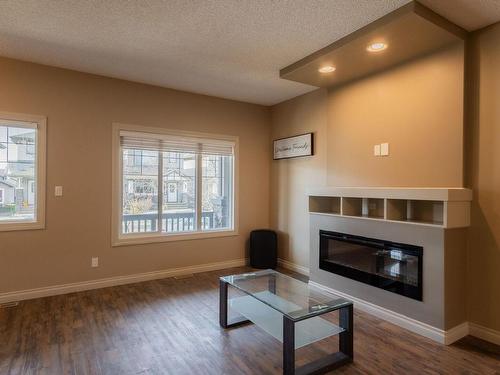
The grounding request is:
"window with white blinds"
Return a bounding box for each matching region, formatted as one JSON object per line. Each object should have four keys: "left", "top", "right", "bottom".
{"left": 120, "top": 131, "right": 235, "bottom": 155}
{"left": 118, "top": 128, "right": 235, "bottom": 239}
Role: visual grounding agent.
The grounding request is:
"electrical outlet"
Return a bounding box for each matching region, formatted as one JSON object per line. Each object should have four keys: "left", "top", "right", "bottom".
{"left": 91, "top": 257, "right": 99, "bottom": 268}
{"left": 374, "top": 144, "right": 381, "bottom": 156}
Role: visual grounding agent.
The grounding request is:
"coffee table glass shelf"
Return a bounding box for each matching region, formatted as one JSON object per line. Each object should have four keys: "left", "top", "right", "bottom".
{"left": 219, "top": 269, "right": 353, "bottom": 375}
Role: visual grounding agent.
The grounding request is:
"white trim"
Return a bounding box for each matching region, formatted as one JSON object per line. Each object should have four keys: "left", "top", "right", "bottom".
{"left": 0, "top": 258, "right": 246, "bottom": 304}
{"left": 307, "top": 186, "right": 472, "bottom": 202}
{"left": 278, "top": 258, "right": 310, "bottom": 276}
{"left": 112, "top": 229, "right": 239, "bottom": 247}
{"left": 195, "top": 143, "right": 202, "bottom": 231}
{"left": 279, "top": 258, "right": 499, "bottom": 346}
{"left": 111, "top": 122, "right": 239, "bottom": 246}
{"left": 310, "top": 212, "right": 445, "bottom": 229}
{"left": 157, "top": 150, "right": 164, "bottom": 233}
{"left": 0, "top": 188, "right": 4, "bottom": 205}
{"left": 309, "top": 280, "right": 469, "bottom": 345}
{"left": 469, "top": 323, "right": 500, "bottom": 345}
{"left": 0, "top": 111, "right": 46, "bottom": 232}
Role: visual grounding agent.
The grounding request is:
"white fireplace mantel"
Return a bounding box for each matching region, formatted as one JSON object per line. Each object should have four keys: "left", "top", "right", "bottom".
{"left": 308, "top": 187, "right": 472, "bottom": 229}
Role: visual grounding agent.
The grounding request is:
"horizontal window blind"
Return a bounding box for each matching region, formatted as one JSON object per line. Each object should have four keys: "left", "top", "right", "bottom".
{"left": 0, "top": 119, "right": 38, "bottom": 129}
{"left": 120, "top": 131, "right": 234, "bottom": 156}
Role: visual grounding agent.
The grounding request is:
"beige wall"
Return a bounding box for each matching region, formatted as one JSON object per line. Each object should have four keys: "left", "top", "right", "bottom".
{"left": 467, "top": 23, "right": 500, "bottom": 332}
{"left": 270, "top": 89, "right": 328, "bottom": 268}
{"left": 0, "top": 57, "right": 270, "bottom": 293}
{"left": 270, "top": 46, "right": 465, "bottom": 270}
{"left": 327, "top": 45, "right": 464, "bottom": 187}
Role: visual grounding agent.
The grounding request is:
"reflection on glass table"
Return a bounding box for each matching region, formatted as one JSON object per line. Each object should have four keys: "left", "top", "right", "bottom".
{"left": 220, "top": 269, "right": 354, "bottom": 375}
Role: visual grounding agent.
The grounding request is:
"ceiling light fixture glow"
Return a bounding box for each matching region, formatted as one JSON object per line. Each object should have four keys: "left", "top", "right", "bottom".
{"left": 318, "top": 66, "right": 336, "bottom": 73}
{"left": 367, "top": 42, "right": 387, "bottom": 52}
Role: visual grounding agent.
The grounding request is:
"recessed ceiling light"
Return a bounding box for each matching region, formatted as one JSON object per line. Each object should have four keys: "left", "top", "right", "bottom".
{"left": 318, "top": 66, "right": 336, "bottom": 73}
{"left": 367, "top": 42, "right": 387, "bottom": 52}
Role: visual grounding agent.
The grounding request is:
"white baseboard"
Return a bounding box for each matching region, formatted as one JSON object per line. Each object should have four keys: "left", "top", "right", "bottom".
{"left": 309, "top": 280, "right": 470, "bottom": 345}
{"left": 309, "top": 279, "right": 500, "bottom": 346}
{"left": 0, "top": 258, "right": 246, "bottom": 304}
{"left": 469, "top": 323, "right": 500, "bottom": 345}
{"left": 278, "top": 258, "right": 310, "bottom": 276}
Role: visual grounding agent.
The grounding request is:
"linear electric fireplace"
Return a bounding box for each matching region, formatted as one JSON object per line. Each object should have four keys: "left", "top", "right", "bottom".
{"left": 319, "top": 230, "right": 423, "bottom": 300}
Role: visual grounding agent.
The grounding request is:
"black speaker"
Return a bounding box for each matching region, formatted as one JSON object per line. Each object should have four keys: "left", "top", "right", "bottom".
{"left": 250, "top": 229, "right": 277, "bottom": 269}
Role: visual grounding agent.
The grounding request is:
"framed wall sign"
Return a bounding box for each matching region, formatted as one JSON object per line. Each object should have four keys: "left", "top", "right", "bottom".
{"left": 273, "top": 133, "right": 314, "bottom": 160}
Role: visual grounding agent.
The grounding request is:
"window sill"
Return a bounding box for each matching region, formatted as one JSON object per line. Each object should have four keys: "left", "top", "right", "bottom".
{"left": 112, "top": 229, "right": 239, "bottom": 247}
{"left": 0, "top": 221, "right": 45, "bottom": 232}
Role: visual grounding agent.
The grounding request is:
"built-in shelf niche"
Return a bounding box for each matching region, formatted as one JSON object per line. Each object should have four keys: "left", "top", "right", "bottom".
{"left": 341, "top": 197, "right": 386, "bottom": 219}
{"left": 363, "top": 198, "right": 385, "bottom": 219}
{"left": 309, "top": 196, "right": 341, "bottom": 215}
{"left": 386, "top": 199, "right": 444, "bottom": 225}
{"left": 308, "top": 188, "right": 472, "bottom": 229}
{"left": 342, "top": 197, "right": 362, "bottom": 216}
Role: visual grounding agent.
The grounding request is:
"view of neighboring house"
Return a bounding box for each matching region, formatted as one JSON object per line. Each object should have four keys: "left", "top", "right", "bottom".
{"left": 122, "top": 149, "right": 232, "bottom": 233}
{"left": 0, "top": 176, "right": 16, "bottom": 205}
{"left": 0, "top": 126, "right": 36, "bottom": 220}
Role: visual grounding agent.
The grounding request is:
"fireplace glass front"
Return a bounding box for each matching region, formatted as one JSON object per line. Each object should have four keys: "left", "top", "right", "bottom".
{"left": 319, "top": 230, "right": 423, "bottom": 300}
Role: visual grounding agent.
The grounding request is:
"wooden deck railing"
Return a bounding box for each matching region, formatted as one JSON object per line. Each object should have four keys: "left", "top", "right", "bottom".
{"left": 122, "top": 212, "right": 215, "bottom": 233}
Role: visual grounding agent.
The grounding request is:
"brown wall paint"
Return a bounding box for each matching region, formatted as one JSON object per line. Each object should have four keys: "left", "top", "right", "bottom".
{"left": 270, "top": 46, "right": 465, "bottom": 271}
{"left": 466, "top": 23, "right": 500, "bottom": 332}
{"left": 0, "top": 57, "right": 271, "bottom": 293}
{"left": 327, "top": 45, "right": 464, "bottom": 187}
{"left": 270, "top": 89, "right": 328, "bottom": 267}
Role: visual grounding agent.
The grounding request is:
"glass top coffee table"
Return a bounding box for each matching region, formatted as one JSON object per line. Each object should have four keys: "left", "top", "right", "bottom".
{"left": 219, "top": 269, "right": 353, "bottom": 375}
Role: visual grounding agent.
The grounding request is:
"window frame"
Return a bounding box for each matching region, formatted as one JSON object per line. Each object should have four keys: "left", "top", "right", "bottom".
{"left": 111, "top": 122, "right": 239, "bottom": 246}
{"left": 0, "top": 111, "right": 46, "bottom": 232}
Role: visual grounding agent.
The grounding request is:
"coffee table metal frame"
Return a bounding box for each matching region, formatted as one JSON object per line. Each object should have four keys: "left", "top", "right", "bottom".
{"left": 219, "top": 271, "right": 353, "bottom": 375}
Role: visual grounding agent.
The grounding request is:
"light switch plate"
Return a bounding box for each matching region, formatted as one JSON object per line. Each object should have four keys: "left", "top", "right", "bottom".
{"left": 380, "top": 143, "right": 389, "bottom": 156}
{"left": 374, "top": 144, "right": 381, "bottom": 156}
{"left": 55, "top": 186, "right": 63, "bottom": 197}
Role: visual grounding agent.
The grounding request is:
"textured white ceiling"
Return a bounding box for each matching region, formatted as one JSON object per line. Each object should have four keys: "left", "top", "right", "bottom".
{"left": 0, "top": 1, "right": 499, "bottom": 106}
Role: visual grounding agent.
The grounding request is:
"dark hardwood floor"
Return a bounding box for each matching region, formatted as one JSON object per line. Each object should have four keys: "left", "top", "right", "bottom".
{"left": 1, "top": 267, "right": 499, "bottom": 374}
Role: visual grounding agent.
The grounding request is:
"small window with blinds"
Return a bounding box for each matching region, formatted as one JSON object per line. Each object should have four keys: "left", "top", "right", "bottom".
{"left": 116, "top": 127, "right": 236, "bottom": 241}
